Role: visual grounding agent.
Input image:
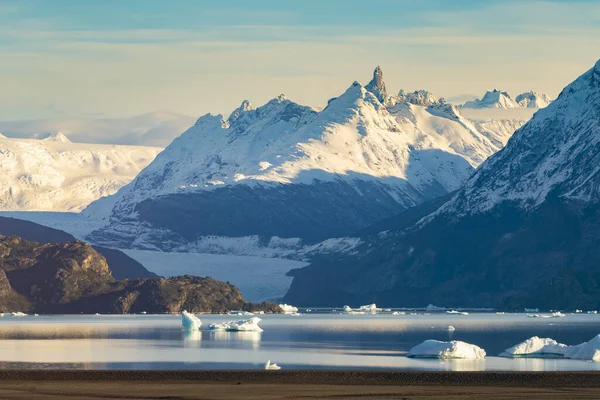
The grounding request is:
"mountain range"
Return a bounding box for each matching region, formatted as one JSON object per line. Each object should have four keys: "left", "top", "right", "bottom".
{"left": 285, "top": 59, "right": 600, "bottom": 310}
{"left": 462, "top": 89, "right": 552, "bottom": 109}
{"left": 84, "top": 67, "right": 525, "bottom": 251}
{"left": 0, "top": 134, "right": 161, "bottom": 212}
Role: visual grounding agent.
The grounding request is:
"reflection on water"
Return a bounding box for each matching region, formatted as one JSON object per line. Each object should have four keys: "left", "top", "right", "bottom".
{"left": 0, "top": 313, "right": 600, "bottom": 371}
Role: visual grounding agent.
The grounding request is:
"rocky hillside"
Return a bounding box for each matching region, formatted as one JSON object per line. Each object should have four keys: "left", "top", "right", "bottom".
{"left": 285, "top": 59, "right": 600, "bottom": 310}
{"left": 0, "top": 235, "right": 277, "bottom": 314}
{"left": 0, "top": 216, "right": 156, "bottom": 280}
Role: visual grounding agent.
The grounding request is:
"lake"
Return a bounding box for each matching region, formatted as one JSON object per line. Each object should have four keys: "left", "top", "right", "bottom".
{"left": 1, "top": 312, "right": 599, "bottom": 371}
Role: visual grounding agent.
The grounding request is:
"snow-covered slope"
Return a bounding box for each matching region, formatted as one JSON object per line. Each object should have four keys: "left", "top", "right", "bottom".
{"left": 85, "top": 67, "right": 521, "bottom": 250}
{"left": 0, "top": 135, "right": 162, "bottom": 212}
{"left": 285, "top": 59, "right": 600, "bottom": 309}
{"left": 439, "top": 60, "right": 600, "bottom": 217}
{"left": 462, "top": 89, "right": 552, "bottom": 109}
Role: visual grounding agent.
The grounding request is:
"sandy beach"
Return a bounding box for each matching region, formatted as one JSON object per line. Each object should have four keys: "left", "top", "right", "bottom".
{"left": 0, "top": 370, "right": 599, "bottom": 399}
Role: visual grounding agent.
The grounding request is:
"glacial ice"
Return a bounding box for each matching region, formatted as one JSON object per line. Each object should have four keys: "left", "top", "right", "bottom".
{"left": 447, "top": 326, "right": 456, "bottom": 332}
{"left": 264, "top": 360, "right": 281, "bottom": 370}
{"left": 208, "top": 317, "right": 264, "bottom": 332}
{"left": 565, "top": 335, "right": 600, "bottom": 361}
{"left": 181, "top": 310, "right": 202, "bottom": 331}
{"left": 500, "top": 337, "right": 570, "bottom": 358}
{"left": 407, "top": 340, "right": 486, "bottom": 359}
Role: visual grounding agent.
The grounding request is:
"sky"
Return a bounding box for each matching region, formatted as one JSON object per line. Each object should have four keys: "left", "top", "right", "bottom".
{"left": 1, "top": 0, "right": 599, "bottom": 121}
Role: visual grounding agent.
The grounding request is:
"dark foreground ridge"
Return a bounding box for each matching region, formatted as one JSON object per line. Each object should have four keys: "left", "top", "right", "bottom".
{"left": 0, "top": 370, "right": 599, "bottom": 399}
{"left": 0, "top": 234, "right": 279, "bottom": 314}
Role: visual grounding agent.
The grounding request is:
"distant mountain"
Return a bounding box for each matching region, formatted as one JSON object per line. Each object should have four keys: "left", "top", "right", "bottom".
{"left": 515, "top": 91, "right": 553, "bottom": 108}
{"left": 0, "top": 234, "right": 280, "bottom": 314}
{"left": 0, "top": 135, "right": 161, "bottom": 212}
{"left": 462, "top": 89, "right": 552, "bottom": 109}
{"left": 0, "top": 111, "right": 195, "bottom": 147}
{"left": 0, "top": 216, "right": 156, "bottom": 280}
{"left": 285, "top": 59, "right": 600, "bottom": 310}
{"left": 85, "top": 67, "right": 522, "bottom": 251}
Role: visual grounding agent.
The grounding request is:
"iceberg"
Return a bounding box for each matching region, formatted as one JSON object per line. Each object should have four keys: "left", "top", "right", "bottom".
{"left": 407, "top": 340, "right": 486, "bottom": 359}
{"left": 565, "top": 335, "right": 600, "bottom": 361}
{"left": 181, "top": 310, "right": 202, "bottom": 331}
{"left": 228, "top": 311, "right": 254, "bottom": 316}
{"left": 8, "top": 312, "right": 27, "bottom": 317}
{"left": 392, "top": 311, "right": 406, "bottom": 316}
{"left": 447, "top": 326, "right": 456, "bottom": 332}
{"left": 343, "top": 305, "right": 365, "bottom": 315}
{"left": 500, "top": 337, "right": 570, "bottom": 358}
{"left": 208, "top": 317, "right": 264, "bottom": 332}
{"left": 279, "top": 304, "right": 299, "bottom": 314}
{"left": 264, "top": 360, "right": 281, "bottom": 370}
{"left": 358, "top": 304, "right": 379, "bottom": 313}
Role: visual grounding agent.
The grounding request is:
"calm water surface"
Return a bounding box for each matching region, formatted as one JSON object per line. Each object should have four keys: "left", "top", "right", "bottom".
{"left": 1, "top": 313, "right": 600, "bottom": 371}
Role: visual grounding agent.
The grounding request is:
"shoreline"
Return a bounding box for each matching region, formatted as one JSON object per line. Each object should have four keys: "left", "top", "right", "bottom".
{"left": 0, "top": 370, "right": 599, "bottom": 399}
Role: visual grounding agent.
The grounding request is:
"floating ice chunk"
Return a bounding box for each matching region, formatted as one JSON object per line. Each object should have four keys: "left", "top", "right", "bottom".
{"left": 181, "top": 310, "right": 202, "bottom": 331}
{"left": 140, "top": 311, "right": 147, "bottom": 315}
{"left": 392, "top": 311, "right": 406, "bottom": 316}
{"left": 264, "top": 360, "right": 281, "bottom": 370}
{"left": 229, "top": 311, "right": 254, "bottom": 316}
{"left": 447, "top": 326, "right": 456, "bottom": 331}
{"left": 528, "top": 312, "right": 564, "bottom": 319}
{"left": 500, "top": 337, "right": 570, "bottom": 358}
{"left": 279, "top": 304, "right": 299, "bottom": 314}
{"left": 565, "top": 335, "right": 600, "bottom": 361}
{"left": 343, "top": 305, "right": 365, "bottom": 315}
{"left": 8, "top": 312, "right": 27, "bottom": 317}
{"left": 407, "top": 340, "right": 486, "bottom": 359}
{"left": 575, "top": 310, "right": 583, "bottom": 313}
{"left": 358, "top": 304, "right": 379, "bottom": 313}
{"left": 446, "top": 310, "right": 459, "bottom": 314}
{"left": 588, "top": 311, "right": 598, "bottom": 314}
{"left": 551, "top": 312, "right": 565, "bottom": 318}
{"left": 208, "top": 317, "right": 263, "bottom": 332}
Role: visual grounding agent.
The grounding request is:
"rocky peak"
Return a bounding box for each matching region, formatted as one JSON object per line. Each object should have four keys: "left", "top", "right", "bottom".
{"left": 397, "top": 89, "right": 444, "bottom": 107}
{"left": 228, "top": 100, "right": 254, "bottom": 124}
{"left": 365, "top": 66, "right": 387, "bottom": 103}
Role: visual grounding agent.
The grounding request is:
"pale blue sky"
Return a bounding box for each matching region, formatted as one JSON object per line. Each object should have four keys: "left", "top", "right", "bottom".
{"left": 1, "top": 0, "right": 599, "bottom": 120}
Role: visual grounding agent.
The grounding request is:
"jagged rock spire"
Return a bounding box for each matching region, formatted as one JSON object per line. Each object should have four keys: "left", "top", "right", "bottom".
{"left": 228, "top": 100, "right": 254, "bottom": 124}
{"left": 365, "top": 66, "right": 387, "bottom": 103}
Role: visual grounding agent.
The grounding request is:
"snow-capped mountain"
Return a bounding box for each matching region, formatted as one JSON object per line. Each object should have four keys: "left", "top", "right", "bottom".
{"left": 462, "top": 89, "right": 552, "bottom": 109}
{"left": 0, "top": 135, "right": 162, "bottom": 212}
{"left": 285, "top": 59, "right": 600, "bottom": 309}
{"left": 396, "top": 89, "right": 442, "bottom": 107}
{"left": 515, "top": 91, "right": 553, "bottom": 108}
{"left": 462, "top": 89, "right": 520, "bottom": 109}
{"left": 85, "top": 67, "right": 522, "bottom": 250}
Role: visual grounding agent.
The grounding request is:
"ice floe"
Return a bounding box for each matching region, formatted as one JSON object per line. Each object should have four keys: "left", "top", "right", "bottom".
{"left": 447, "top": 326, "right": 456, "bottom": 332}
{"left": 208, "top": 317, "right": 264, "bottom": 332}
{"left": 407, "top": 340, "right": 486, "bottom": 359}
{"left": 500, "top": 337, "right": 570, "bottom": 358}
{"left": 528, "top": 312, "right": 565, "bottom": 319}
{"left": 181, "top": 310, "right": 202, "bottom": 331}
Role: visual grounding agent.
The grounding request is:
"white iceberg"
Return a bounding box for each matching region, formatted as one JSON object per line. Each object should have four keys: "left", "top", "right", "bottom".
{"left": 392, "top": 311, "right": 406, "bottom": 316}
{"left": 500, "top": 337, "right": 570, "bottom": 358}
{"left": 343, "top": 305, "right": 365, "bottom": 315}
{"left": 407, "top": 340, "right": 486, "bottom": 359}
{"left": 181, "top": 310, "right": 202, "bottom": 331}
{"left": 264, "top": 360, "right": 281, "bottom": 370}
{"left": 358, "top": 304, "right": 379, "bottom": 313}
{"left": 208, "top": 317, "right": 263, "bottom": 332}
{"left": 228, "top": 310, "right": 254, "bottom": 316}
{"left": 8, "top": 312, "right": 27, "bottom": 317}
{"left": 565, "top": 335, "right": 600, "bottom": 361}
{"left": 447, "top": 326, "right": 456, "bottom": 332}
{"left": 528, "top": 312, "right": 565, "bottom": 319}
{"left": 279, "top": 304, "right": 299, "bottom": 314}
